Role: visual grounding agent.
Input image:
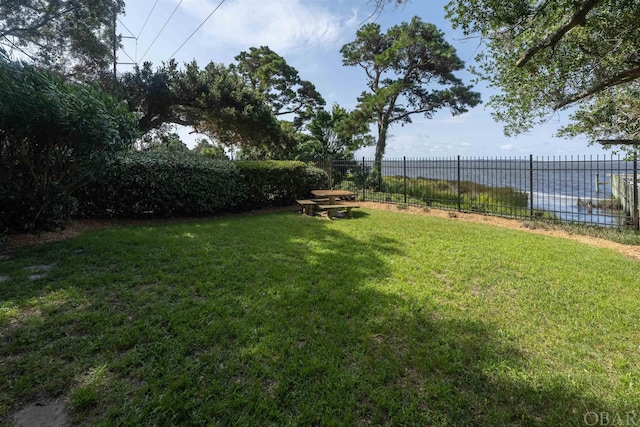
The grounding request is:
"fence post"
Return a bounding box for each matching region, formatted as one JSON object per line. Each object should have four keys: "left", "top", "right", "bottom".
{"left": 529, "top": 154, "right": 534, "bottom": 218}
{"left": 362, "top": 156, "right": 366, "bottom": 202}
{"left": 634, "top": 152, "right": 638, "bottom": 230}
{"left": 328, "top": 157, "right": 333, "bottom": 190}
{"left": 403, "top": 156, "right": 407, "bottom": 204}
{"left": 457, "top": 155, "right": 461, "bottom": 212}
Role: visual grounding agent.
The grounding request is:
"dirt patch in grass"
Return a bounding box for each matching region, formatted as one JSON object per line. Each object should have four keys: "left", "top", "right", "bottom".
{"left": 3, "top": 203, "right": 639, "bottom": 261}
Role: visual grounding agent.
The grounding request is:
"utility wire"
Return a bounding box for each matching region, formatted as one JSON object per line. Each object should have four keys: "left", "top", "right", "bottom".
{"left": 2, "top": 36, "right": 37, "bottom": 62}
{"left": 120, "top": 46, "right": 136, "bottom": 63}
{"left": 167, "top": 0, "right": 226, "bottom": 61}
{"left": 117, "top": 17, "right": 136, "bottom": 38}
{"left": 139, "top": 0, "right": 183, "bottom": 63}
{"left": 137, "top": 0, "right": 159, "bottom": 39}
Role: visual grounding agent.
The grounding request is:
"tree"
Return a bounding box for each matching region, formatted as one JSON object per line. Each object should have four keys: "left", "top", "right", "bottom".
{"left": 341, "top": 17, "right": 481, "bottom": 178}
{"left": 557, "top": 83, "right": 640, "bottom": 147}
{"left": 0, "top": 58, "right": 138, "bottom": 231}
{"left": 140, "top": 131, "right": 189, "bottom": 153}
{"left": 192, "top": 138, "right": 228, "bottom": 159}
{"left": 0, "top": 0, "right": 124, "bottom": 82}
{"left": 120, "top": 60, "right": 292, "bottom": 157}
{"left": 233, "top": 46, "right": 325, "bottom": 126}
{"left": 303, "top": 104, "right": 374, "bottom": 159}
{"left": 445, "top": 0, "right": 640, "bottom": 136}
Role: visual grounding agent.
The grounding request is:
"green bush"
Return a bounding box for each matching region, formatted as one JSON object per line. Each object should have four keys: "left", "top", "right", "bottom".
{"left": 380, "top": 176, "right": 528, "bottom": 211}
{"left": 77, "top": 152, "right": 245, "bottom": 218}
{"left": 0, "top": 58, "right": 138, "bottom": 231}
{"left": 235, "top": 161, "right": 328, "bottom": 208}
{"left": 77, "top": 156, "right": 328, "bottom": 218}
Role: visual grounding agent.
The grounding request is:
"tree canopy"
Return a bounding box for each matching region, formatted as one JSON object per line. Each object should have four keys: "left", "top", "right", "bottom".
{"left": 120, "top": 60, "right": 293, "bottom": 157}
{"left": 445, "top": 0, "right": 640, "bottom": 136}
{"left": 341, "top": 16, "right": 481, "bottom": 169}
{"left": 557, "top": 83, "right": 640, "bottom": 144}
{"left": 0, "top": 0, "right": 123, "bottom": 82}
{"left": 304, "top": 104, "right": 374, "bottom": 159}
{"left": 233, "top": 46, "right": 325, "bottom": 125}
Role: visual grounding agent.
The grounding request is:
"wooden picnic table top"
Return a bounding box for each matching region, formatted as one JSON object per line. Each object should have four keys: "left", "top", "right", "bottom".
{"left": 310, "top": 189, "right": 355, "bottom": 197}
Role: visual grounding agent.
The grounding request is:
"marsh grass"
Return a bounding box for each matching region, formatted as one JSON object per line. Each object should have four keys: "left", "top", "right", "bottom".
{"left": 1, "top": 209, "right": 639, "bottom": 425}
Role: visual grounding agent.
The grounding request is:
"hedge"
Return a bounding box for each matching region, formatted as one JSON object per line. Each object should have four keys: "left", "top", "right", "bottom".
{"left": 235, "top": 160, "right": 328, "bottom": 208}
{"left": 76, "top": 153, "right": 329, "bottom": 218}
{"left": 77, "top": 152, "right": 244, "bottom": 218}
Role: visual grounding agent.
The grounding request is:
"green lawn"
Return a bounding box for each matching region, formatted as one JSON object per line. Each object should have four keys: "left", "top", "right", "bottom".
{"left": 1, "top": 209, "right": 639, "bottom": 426}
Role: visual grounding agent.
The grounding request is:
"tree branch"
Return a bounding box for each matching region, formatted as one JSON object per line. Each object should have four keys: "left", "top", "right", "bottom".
{"left": 554, "top": 64, "right": 640, "bottom": 109}
{"left": 515, "top": 0, "right": 601, "bottom": 68}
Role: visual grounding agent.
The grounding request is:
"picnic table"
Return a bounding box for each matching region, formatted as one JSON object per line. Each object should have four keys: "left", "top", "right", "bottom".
{"left": 296, "top": 190, "right": 359, "bottom": 219}
{"left": 310, "top": 189, "right": 356, "bottom": 205}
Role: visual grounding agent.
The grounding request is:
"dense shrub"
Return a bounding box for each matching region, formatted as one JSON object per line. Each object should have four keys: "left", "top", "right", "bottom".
{"left": 235, "top": 161, "right": 329, "bottom": 208}
{"left": 77, "top": 152, "right": 245, "bottom": 218}
{"left": 381, "top": 176, "right": 528, "bottom": 210}
{"left": 0, "top": 58, "right": 138, "bottom": 232}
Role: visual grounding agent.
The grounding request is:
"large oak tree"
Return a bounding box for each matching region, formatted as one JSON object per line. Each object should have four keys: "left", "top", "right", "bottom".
{"left": 445, "top": 0, "right": 640, "bottom": 138}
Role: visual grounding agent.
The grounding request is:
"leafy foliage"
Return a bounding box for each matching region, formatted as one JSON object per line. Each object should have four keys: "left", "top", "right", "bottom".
{"left": 302, "top": 104, "right": 374, "bottom": 159}
{"left": 0, "top": 0, "right": 124, "bottom": 82}
{"left": 77, "top": 154, "right": 328, "bottom": 218}
{"left": 192, "top": 138, "right": 229, "bottom": 159}
{"left": 380, "top": 176, "right": 529, "bottom": 212}
{"left": 120, "top": 60, "right": 291, "bottom": 156}
{"left": 341, "top": 17, "right": 481, "bottom": 172}
{"left": 558, "top": 83, "right": 640, "bottom": 149}
{"left": 235, "top": 161, "right": 329, "bottom": 208}
{"left": 0, "top": 58, "right": 138, "bottom": 231}
{"left": 233, "top": 46, "right": 325, "bottom": 125}
{"left": 446, "top": 0, "right": 640, "bottom": 136}
{"left": 77, "top": 152, "right": 245, "bottom": 218}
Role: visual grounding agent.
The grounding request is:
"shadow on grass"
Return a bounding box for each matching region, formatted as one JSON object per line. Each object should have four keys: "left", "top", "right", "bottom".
{"left": 0, "top": 211, "right": 611, "bottom": 425}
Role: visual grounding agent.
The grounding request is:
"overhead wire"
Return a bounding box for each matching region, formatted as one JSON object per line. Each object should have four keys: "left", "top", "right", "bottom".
{"left": 137, "top": 0, "right": 159, "bottom": 39}
{"left": 139, "top": 0, "right": 184, "bottom": 63}
{"left": 117, "top": 17, "right": 136, "bottom": 38}
{"left": 2, "top": 36, "right": 37, "bottom": 62}
{"left": 120, "top": 47, "right": 136, "bottom": 63}
{"left": 167, "top": 0, "right": 227, "bottom": 62}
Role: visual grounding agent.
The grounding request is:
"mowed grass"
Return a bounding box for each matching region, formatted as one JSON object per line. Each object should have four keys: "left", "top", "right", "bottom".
{"left": 1, "top": 209, "right": 639, "bottom": 426}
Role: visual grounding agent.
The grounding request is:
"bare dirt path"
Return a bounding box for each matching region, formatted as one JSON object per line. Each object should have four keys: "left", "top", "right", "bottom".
{"left": 4, "top": 203, "right": 640, "bottom": 261}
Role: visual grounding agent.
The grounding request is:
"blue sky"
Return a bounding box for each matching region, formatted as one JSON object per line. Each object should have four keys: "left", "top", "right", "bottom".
{"left": 118, "top": 0, "right": 613, "bottom": 158}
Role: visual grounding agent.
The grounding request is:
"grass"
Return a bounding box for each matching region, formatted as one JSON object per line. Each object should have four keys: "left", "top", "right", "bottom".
{"left": 1, "top": 209, "right": 639, "bottom": 425}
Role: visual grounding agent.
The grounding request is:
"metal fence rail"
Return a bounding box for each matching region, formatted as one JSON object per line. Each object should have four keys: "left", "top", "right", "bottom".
{"left": 308, "top": 155, "right": 640, "bottom": 230}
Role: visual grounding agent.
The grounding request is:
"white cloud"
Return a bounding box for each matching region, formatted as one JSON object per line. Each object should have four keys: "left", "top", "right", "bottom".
{"left": 461, "top": 142, "right": 472, "bottom": 146}
{"left": 181, "top": 0, "right": 348, "bottom": 54}
{"left": 500, "top": 144, "right": 514, "bottom": 150}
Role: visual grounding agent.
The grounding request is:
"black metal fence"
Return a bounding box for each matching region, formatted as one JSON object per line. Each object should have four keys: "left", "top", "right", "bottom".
{"left": 309, "top": 155, "right": 640, "bottom": 230}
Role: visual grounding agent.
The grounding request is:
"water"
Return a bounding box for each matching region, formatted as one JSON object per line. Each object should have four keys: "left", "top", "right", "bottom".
{"left": 376, "top": 157, "right": 636, "bottom": 227}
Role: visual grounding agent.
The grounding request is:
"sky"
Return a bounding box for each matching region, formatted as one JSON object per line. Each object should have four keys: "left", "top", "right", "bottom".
{"left": 117, "top": 0, "right": 614, "bottom": 159}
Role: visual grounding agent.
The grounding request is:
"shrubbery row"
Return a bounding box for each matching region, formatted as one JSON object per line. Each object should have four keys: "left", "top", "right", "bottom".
{"left": 75, "top": 152, "right": 329, "bottom": 219}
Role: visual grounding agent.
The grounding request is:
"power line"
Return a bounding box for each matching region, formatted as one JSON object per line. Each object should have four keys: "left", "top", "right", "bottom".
{"left": 120, "top": 46, "right": 136, "bottom": 64}
{"left": 1, "top": 36, "right": 37, "bottom": 62}
{"left": 137, "top": 0, "right": 159, "bottom": 39}
{"left": 117, "top": 17, "right": 136, "bottom": 38}
{"left": 167, "top": 0, "right": 227, "bottom": 62}
{"left": 139, "top": 0, "right": 184, "bottom": 63}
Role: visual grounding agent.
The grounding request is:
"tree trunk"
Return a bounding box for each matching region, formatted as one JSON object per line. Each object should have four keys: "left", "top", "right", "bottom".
{"left": 372, "top": 122, "right": 388, "bottom": 191}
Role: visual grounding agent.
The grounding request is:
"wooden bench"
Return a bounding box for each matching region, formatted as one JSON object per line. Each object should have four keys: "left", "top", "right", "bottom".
{"left": 318, "top": 204, "right": 360, "bottom": 219}
{"left": 296, "top": 199, "right": 317, "bottom": 216}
